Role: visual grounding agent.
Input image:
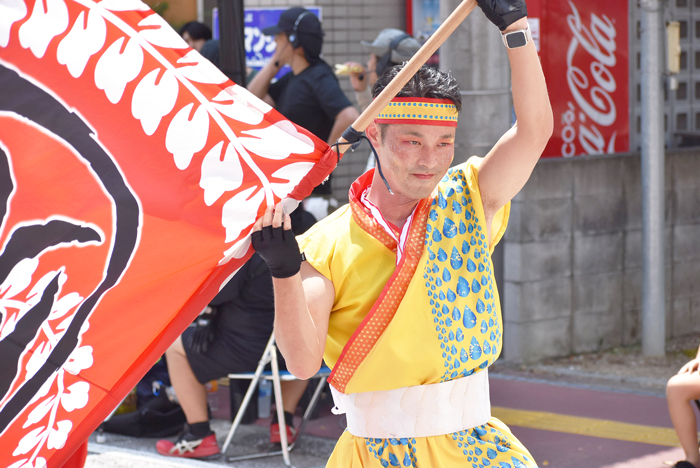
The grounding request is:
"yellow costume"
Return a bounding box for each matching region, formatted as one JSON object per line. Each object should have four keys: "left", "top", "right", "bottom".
{"left": 299, "top": 158, "right": 537, "bottom": 468}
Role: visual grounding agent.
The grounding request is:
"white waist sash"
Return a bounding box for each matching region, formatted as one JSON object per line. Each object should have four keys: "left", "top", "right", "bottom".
{"left": 330, "top": 370, "right": 491, "bottom": 439}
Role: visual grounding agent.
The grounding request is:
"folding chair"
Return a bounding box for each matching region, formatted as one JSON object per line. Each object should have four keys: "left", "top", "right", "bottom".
{"left": 222, "top": 333, "right": 331, "bottom": 466}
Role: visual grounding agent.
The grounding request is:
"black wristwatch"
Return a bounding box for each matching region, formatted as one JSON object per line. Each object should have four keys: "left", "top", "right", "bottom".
{"left": 502, "top": 24, "right": 531, "bottom": 49}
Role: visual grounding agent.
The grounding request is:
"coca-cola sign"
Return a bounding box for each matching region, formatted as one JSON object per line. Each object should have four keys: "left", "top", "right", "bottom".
{"left": 532, "top": 0, "right": 629, "bottom": 158}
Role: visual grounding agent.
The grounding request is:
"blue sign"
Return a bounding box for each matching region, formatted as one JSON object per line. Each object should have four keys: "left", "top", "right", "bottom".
{"left": 244, "top": 7, "right": 322, "bottom": 76}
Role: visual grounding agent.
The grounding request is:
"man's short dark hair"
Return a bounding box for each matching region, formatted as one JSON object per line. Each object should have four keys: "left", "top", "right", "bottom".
{"left": 372, "top": 64, "right": 461, "bottom": 139}
{"left": 179, "top": 21, "right": 213, "bottom": 41}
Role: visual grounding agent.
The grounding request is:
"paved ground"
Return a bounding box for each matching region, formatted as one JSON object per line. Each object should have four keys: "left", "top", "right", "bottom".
{"left": 85, "top": 339, "right": 698, "bottom": 468}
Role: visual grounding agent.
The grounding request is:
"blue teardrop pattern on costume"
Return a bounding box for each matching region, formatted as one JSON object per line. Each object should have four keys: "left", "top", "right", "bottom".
{"left": 470, "top": 336, "right": 482, "bottom": 360}
{"left": 443, "top": 268, "right": 451, "bottom": 282}
{"left": 457, "top": 277, "right": 470, "bottom": 297}
{"left": 423, "top": 169, "right": 502, "bottom": 384}
{"left": 366, "top": 436, "right": 418, "bottom": 467}
{"left": 447, "top": 288, "right": 457, "bottom": 302}
{"left": 450, "top": 247, "right": 463, "bottom": 269}
{"left": 472, "top": 279, "right": 481, "bottom": 294}
{"left": 463, "top": 306, "right": 477, "bottom": 329}
{"left": 443, "top": 218, "right": 457, "bottom": 238}
{"left": 437, "top": 191, "right": 447, "bottom": 209}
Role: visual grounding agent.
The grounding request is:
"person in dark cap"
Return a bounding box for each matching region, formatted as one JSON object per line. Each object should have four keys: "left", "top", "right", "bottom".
{"left": 343, "top": 29, "right": 422, "bottom": 113}
{"left": 247, "top": 7, "right": 359, "bottom": 221}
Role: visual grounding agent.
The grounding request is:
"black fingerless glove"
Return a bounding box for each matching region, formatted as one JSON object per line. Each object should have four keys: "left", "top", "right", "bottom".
{"left": 476, "top": 0, "right": 528, "bottom": 31}
{"left": 251, "top": 226, "right": 303, "bottom": 278}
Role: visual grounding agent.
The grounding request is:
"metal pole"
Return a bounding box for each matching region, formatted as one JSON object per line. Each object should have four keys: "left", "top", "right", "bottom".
{"left": 640, "top": 0, "right": 665, "bottom": 356}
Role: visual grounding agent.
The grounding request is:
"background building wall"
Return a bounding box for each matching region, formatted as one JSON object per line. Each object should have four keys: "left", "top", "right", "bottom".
{"left": 502, "top": 149, "right": 700, "bottom": 363}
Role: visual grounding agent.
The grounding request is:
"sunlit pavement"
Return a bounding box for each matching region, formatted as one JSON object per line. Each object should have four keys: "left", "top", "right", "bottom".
{"left": 86, "top": 373, "right": 686, "bottom": 468}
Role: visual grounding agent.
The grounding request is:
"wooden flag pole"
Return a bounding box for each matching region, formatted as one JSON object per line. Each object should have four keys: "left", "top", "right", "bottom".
{"left": 338, "top": 0, "right": 477, "bottom": 148}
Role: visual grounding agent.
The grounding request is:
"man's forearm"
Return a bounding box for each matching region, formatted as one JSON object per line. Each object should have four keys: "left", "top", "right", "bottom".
{"left": 272, "top": 275, "right": 325, "bottom": 379}
{"left": 505, "top": 18, "right": 553, "bottom": 146}
{"left": 247, "top": 60, "right": 281, "bottom": 100}
{"left": 327, "top": 106, "right": 360, "bottom": 146}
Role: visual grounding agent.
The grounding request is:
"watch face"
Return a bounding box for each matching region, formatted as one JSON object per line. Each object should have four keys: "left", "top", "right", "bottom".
{"left": 506, "top": 31, "right": 528, "bottom": 48}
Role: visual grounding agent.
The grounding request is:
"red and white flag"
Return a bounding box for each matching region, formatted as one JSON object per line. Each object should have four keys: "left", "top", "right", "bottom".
{"left": 0, "top": 1, "right": 334, "bottom": 466}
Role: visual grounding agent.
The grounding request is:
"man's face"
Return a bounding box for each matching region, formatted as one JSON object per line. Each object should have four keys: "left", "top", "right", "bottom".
{"left": 182, "top": 31, "right": 205, "bottom": 52}
{"left": 369, "top": 122, "right": 456, "bottom": 201}
{"left": 274, "top": 32, "right": 294, "bottom": 65}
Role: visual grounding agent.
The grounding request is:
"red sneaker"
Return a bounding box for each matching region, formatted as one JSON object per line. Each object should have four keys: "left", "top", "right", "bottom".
{"left": 270, "top": 422, "right": 298, "bottom": 444}
{"left": 156, "top": 433, "right": 220, "bottom": 458}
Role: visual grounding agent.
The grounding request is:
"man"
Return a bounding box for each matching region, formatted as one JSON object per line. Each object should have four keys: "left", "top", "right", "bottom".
{"left": 341, "top": 29, "right": 422, "bottom": 172}
{"left": 155, "top": 208, "right": 316, "bottom": 459}
{"left": 253, "top": 0, "right": 552, "bottom": 466}
{"left": 248, "top": 7, "right": 359, "bottom": 220}
{"left": 179, "top": 21, "right": 212, "bottom": 52}
{"left": 344, "top": 28, "right": 422, "bottom": 114}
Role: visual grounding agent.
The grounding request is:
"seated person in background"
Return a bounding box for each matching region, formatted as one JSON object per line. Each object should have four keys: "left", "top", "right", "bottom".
{"left": 179, "top": 21, "right": 220, "bottom": 69}
{"left": 248, "top": 7, "right": 359, "bottom": 221}
{"left": 156, "top": 206, "right": 317, "bottom": 459}
{"left": 180, "top": 21, "right": 212, "bottom": 52}
{"left": 667, "top": 343, "right": 700, "bottom": 468}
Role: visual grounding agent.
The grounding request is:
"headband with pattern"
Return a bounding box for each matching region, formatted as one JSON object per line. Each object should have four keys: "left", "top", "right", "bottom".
{"left": 374, "top": 97, "right": 458, "bottom": 127}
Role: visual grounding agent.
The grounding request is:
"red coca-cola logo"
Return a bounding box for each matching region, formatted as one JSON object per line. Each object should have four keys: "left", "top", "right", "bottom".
{"left": 542, "top": 0, "right": 629, "bottom": 158}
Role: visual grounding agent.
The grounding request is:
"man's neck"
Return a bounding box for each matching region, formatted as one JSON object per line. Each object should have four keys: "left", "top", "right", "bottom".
{"left": 291, "top": 54, "right": 311, "bottom": 75}
{"left": 366, "top": 175, "right": 420, "bottom": 230}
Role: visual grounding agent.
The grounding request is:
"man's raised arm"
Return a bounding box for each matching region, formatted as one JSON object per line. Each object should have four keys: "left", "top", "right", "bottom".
{"left": 252, "top": 203, "right": 335, "bottom": 379}
{"left": 476, "top": 0, "right": 554, "bottom": 222}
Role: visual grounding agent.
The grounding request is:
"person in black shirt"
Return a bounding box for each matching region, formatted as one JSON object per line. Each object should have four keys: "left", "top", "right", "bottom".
{"left": 248, "top": 7, "right": 359, "bottom": 220}
{"left": 155, "top": 207, "right": 317, "bottom": 459}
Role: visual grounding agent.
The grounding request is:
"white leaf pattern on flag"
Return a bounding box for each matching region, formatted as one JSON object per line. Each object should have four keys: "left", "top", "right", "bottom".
{"left": 270, "top": 162, "right": 316, "bottom": 199}
{"left": 99, "top": 0, "right": 150, "bottom": 11}
{"left": 47, "top": 293, "right": 82, "bottom": 321}
{"left": 1, "top": 258, "right": 38, "bottom": 300}
{"left": 176, "top": 50, "right": 228, "bottom": 84}
{"left": 132, "top": 68, "right": 179, "bottom": 135}
{"left": 94, "top": 37, "right": 144, "bottom": 104}
{"left": 23, "top": 397, "right": 55, "bottom": 429}
{"left": 0, "top": 0, "right": 27, "bottom": 48}
{"left": 60, "top": 382, "right": 89, "bottom": 412}
{"left": 222, "top": 186, "right": 264, "bottom": 243}
{"left": 239, "top": 120, "right": 315, "bottom": 160}
{"left": 13, "top": 427, "right": 45, "bottom": 456}
{"left": 46, "top": 420, "right": 71, "bottom": 449}
{"left": 25, "top": 342, "right": 52, "bottom": 380}
{"left": 212, "top": 88, "right": 266, "bottom": 125}
{"left": 56, "top": 10, "right": 107, "bottom": 78}
{"left": 137, "top": 14, "right": 188, "bottom": 49}
{"left": 18, "top": 0, "right": 69, "bottom": 59}
{"left": 63, "top": 346, "right": 93, "bottom": 375}
{"left": 200, "top": 142, "right": 244, "bottom": 206}
{"left": 166, "top": 103, "right": 210, "bottom": 170}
